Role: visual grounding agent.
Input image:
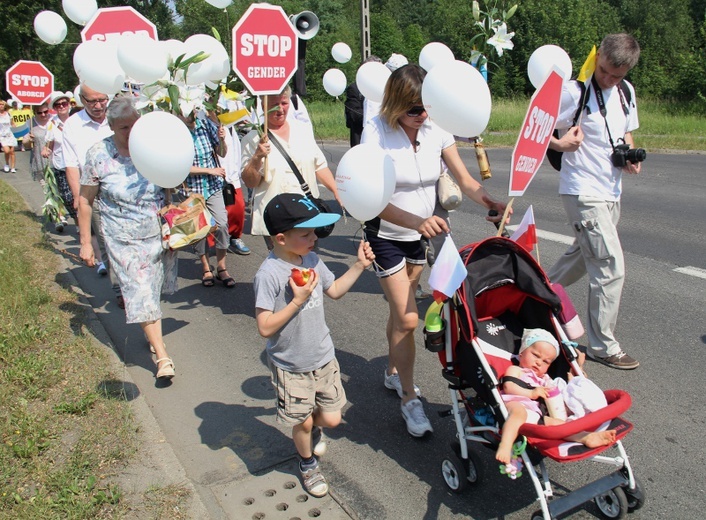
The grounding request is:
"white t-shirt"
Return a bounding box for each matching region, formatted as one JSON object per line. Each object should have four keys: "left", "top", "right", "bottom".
{"left": 555, "top": 80, "right": 639, "bottom": 201}
{"left": 219, "top": 126, "right": 242, "bottom": 189}
{"left": 45, "top": 116, "right": 68, "bottom": 170}
{"left": 241, "top": 119, "right": 327, "bottom": 235}
{"left": 62, "top": 109, "right": 113, "bottom": 171}
{"left": 361, "top": 115, "right": 455, "bottom": 241}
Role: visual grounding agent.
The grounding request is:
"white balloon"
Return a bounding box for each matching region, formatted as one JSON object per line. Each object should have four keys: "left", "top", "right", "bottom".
{"left": 331, "top": 42, "right": 352, "bottom": 64}
{"left": 322, "top": 69, "right": 347, "bottom": 97}
{"left": 528, "top": 45, "right": 572, "bottom": 89}
{"left": 355, "top": 62, "right": 391, "bottom": 103}
{"left": 73, "top": 85, "right": 83, "bottom": 107}
{"left": 34, "top": 11, "right": 67, "bottom": 45}
{"left": 62, "top": 0, "right": 97, "bottom": 26}
{"left": 183, "top": 34, "right": 229, "bottom": 85}
{"left": 419, "top": 42, "right": 455, "bottom": 72}
{"left": 336, "top": 143, "right": 396, "bottom": 222}
{"left": 118, "top": 34, "right": 168, "bottom": 85}
{"left": 129, "top": 112, "right": 195, "bottom": 188}
{"left": 161, "top": 39, "right": 188, "bottom": 66}
{"left": 422, "top": 60, "right": 491, "bottom": 138}
{"left": 73, "top": 40, "right": 102, "bottom": 77}
{"left": 205, "top": 0, "right": 232, "bottom": 7}
{"left": 76, "top": 41, "right": 125, "bottom": 95}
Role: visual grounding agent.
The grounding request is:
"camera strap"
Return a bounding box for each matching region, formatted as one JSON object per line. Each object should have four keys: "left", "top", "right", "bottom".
{"left": 591, "top": 76, "right": 619, "bottom": 151}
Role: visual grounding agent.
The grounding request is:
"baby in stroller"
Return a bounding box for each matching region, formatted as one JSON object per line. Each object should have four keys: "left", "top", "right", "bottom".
{"left": 496, "top": 328, "right": 617, "bottom": 464}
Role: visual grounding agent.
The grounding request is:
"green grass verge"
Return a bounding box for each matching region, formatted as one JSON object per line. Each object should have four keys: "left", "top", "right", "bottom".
{"left": 308, "top": 96, "right": 706, "bottom": 152}
{"left": 0, "top": 181, "right": 136, "bottom": 519}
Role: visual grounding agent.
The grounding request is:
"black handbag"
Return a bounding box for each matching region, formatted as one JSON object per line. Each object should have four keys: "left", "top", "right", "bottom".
{"left": 223, "top": 182, "right": 236, "bottom": 206}
{"left": 267, "top": 130, "right": 338, "bottom": 239}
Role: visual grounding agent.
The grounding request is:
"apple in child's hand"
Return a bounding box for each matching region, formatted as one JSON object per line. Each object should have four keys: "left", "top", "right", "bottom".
{"left": 291, "top": 268, "right": 313, "bottom": 286}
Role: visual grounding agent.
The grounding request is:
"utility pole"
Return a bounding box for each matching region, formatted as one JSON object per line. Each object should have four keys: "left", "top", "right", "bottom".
{"left": 360, "top": 0, "right": 370, "bottom": 60}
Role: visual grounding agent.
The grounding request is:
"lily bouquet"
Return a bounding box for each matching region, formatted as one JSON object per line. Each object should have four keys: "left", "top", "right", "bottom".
{"left": 469, "top": 0, "right": 518, "bottom": 76}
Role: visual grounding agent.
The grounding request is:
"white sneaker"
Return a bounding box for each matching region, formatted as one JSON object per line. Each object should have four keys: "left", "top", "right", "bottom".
{"left": 3, "top": 165, "right": 8, "bottom": 172}
{"left": 96, "top": 262, "right": 108, "bottom": 276}
{"left": 10, "top": 168, "right": 16, "bottom": 173}
{"left": 401, "top": 398, "right": 433, "bottom": 437}
{"left": 384, "top": 370, "right": 421, "bottom": 399}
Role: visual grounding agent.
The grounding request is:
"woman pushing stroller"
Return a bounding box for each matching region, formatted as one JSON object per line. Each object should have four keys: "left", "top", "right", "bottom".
{"left": 496, "top": 328, "right": 617, "bottom": 464}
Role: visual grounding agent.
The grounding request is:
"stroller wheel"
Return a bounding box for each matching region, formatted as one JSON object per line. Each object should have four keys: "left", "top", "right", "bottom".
{"left": 625, "top": 477, "right": 646, "bottom": 511}
{"left": 595, "top": 486, "right": 628, "bottom": 519}
{"left": 530, "top": 510, "right": 553, "bottom": 520}
{"left": 441, "top": 454, "right": 468, "bottom": 493}
{"left": 449, "top": 441, "right": 484, "bottom": 485}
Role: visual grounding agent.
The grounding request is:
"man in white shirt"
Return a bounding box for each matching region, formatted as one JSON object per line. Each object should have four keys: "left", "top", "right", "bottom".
{"left": 63, "top": 84, "right": 115, "bottom": 282}
{"left": 548, "top": 33, "right": 642, "bottom": 370}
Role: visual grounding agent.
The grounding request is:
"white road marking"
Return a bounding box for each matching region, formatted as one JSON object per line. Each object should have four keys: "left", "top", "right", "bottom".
{"left": 505, "top": 226, "right": 575, "bottom": 246}
{"left": 506, "top": 227, "right": 704, "bottom": 280}
{"left": 673, "top": 266, "right": 706, "bottom": 280}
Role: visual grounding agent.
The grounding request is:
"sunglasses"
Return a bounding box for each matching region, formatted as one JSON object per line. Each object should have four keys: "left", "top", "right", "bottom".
{"left": 406, "top": 105, "right": 427, "bottom": 117}
{"left": 35, "top": 110, "right": 50, "bottom": 115}
{"left": 53, "top": 101, "right": 69, "bottom": 108}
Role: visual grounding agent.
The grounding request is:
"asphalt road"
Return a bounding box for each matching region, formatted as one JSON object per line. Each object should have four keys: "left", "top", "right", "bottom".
{"left": 6, "top": 146, "right": 705, "bottom": 520}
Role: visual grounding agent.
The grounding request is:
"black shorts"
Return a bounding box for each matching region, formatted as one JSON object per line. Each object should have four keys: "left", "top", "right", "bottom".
{"left": 365, "top": 231, "right": 426, "bottom": 278}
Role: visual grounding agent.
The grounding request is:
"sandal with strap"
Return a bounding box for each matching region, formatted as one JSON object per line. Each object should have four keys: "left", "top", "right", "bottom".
{"left": 155, "top": 358, "right": 175, "bottom": 380}
{"left": 202, "top": 269, "right": 215, "bottom": 287}
{"left": 215, "top": 268, "right": 236, "bottom": 288}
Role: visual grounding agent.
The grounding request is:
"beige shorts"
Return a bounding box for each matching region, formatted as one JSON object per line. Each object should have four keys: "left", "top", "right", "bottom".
{"left": 269, "top": 358, "right": 347, "bottom": 426}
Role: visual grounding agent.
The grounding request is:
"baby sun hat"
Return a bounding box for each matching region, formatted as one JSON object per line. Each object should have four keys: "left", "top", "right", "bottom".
{"left": 520, "top": 328, "right": 560, "bottom": 357}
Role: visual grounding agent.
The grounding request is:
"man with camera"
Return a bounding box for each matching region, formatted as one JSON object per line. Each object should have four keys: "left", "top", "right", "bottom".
{"left": 548, "top": 33, "right": 643, "bottom": 370}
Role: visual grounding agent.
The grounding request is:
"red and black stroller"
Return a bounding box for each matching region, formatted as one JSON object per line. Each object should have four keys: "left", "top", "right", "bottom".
{"left": 426, "top": 237, "right": 645, "bottom": 519}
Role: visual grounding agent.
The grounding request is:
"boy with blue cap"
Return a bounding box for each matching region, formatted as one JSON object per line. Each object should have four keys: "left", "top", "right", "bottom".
{"left": 254, "top": 193, "right": 375, "bottom": 497}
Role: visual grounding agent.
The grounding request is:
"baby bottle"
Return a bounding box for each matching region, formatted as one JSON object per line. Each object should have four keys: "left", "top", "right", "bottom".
{"left": 423, "top": 301, "right": 446, "bottom": 352}
{"left": 544, "top": 385, "right": 567, "bottom": 421}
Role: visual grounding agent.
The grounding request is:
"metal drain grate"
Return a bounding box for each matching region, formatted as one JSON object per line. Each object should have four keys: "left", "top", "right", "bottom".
{"left": 213, "top": 459, "right": 352, "bottom": 519}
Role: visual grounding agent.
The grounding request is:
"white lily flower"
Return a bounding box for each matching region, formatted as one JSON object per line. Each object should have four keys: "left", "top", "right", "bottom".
{"left": 178, "top": 84, "right": 206, "bottom": 117}
{"left": 486, "top": 22, "right": 515, "bottom": 57}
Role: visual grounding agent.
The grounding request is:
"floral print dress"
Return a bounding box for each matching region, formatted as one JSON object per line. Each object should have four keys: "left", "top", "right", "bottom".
{"left": 82, "top": 136, "right": 178, "bottom": 324}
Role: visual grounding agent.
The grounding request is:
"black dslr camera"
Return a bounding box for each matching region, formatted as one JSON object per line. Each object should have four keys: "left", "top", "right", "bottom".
{"left": 611, "top": 140, "right": 647, "bottom": 168}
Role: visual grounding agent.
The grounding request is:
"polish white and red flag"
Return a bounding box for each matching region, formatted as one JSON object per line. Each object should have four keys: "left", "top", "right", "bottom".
{"left": 510, "top": 205, "right": 537, "bottom": 252}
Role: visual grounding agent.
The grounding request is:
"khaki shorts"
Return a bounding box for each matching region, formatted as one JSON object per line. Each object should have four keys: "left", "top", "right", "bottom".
{"left": 269, "top": 358, "right": 347, "bottom": 426}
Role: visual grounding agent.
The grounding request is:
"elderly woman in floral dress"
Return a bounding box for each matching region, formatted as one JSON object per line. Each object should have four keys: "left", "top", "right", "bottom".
{"left": 78, "top": 96, "right": 178, "bottom": 380}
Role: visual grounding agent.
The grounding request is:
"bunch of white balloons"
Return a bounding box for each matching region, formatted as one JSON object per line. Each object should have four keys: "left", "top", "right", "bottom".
{"left": 34, "top": 0, "right": 98, "bottom": 44}
{"left": 331, "top": 41, "right": 495, "bottom": 222}
{"left": 321, "top": 42, "right": 353, "bottom": 97}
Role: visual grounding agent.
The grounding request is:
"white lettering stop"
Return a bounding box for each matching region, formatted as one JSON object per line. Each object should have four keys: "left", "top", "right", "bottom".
{"left": 10, "top": 74, "right": 50, "bottom": 88}
{"left": 240, "top": 33, "right": 293, "bottom": 57}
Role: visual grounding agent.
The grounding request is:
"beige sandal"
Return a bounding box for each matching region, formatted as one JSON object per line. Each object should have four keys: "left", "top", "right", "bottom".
{"left": 155, "top": 357, "right": 175, "bottom": 379}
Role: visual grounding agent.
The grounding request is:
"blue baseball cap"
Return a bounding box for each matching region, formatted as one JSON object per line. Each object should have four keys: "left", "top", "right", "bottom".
{"left": 263, "top": 193, "right": 340, "bottom": 235}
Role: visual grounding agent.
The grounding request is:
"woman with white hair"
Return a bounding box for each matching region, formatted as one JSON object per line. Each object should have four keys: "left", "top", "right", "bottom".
{"left": 79, "top": 96, "right": 178, "bottom": 380}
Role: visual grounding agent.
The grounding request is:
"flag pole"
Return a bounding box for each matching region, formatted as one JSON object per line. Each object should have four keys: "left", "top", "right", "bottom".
{"left": 496, "top": 197, "right": 514, "bottom": 237}
{"left": 263, "top": 96, "right": 269, "bottom": 177}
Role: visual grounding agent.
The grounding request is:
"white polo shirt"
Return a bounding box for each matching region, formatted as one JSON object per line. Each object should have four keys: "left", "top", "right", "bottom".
{"left": 362, "top": 116, "right": 455, "bottom": 241}
{"left": 62, "top": 109, "right": 113, "bottom": 171}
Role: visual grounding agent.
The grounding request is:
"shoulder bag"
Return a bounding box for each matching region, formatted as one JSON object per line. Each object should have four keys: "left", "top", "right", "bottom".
{"left": 159, "top": 192, "right": 217, "bottom": 250}
{"left": 437, "top": 169, "right": 462, "bottom": 211}
{"left": 267, "top": 130, "right": 338, "bottom": 238}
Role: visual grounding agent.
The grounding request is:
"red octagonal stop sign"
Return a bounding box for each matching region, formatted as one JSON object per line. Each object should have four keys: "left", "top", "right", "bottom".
{"left": 232, "top": 4, "right": 298, "bottom": 95}
{"left": 509, "top": 68, "right": 564, "bottom": 197}
{"left": 81, "top": 6, "right": 158, "bottom": 43}
{"left": 5, "top": 60, "right": 54, "bottom": 106}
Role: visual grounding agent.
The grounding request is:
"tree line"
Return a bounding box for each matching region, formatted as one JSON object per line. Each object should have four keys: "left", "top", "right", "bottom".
{"left": 2, "top": 0, "right": 705, "bottom": 110}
